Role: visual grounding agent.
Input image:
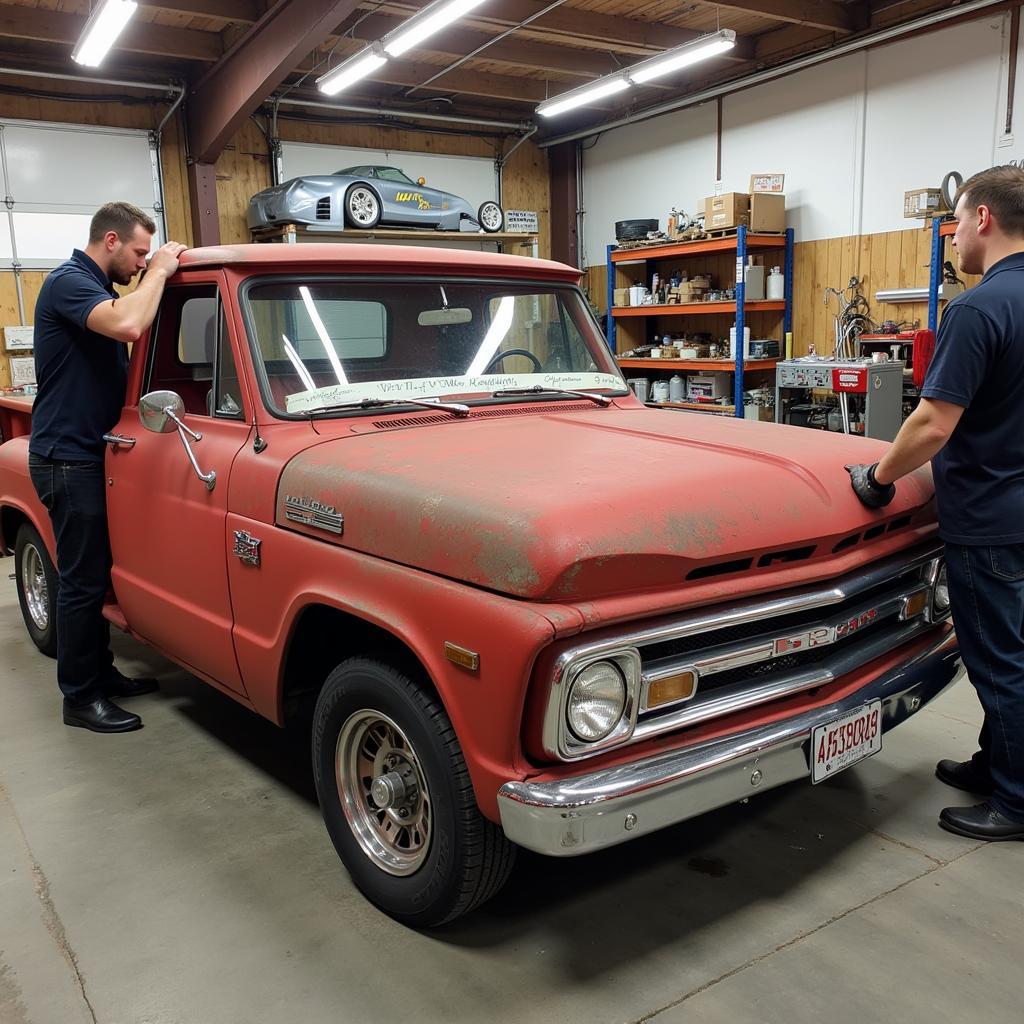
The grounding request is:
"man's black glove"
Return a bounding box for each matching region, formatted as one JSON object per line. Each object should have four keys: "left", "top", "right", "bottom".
{"left": 845, "top": 463, "right": 896, "bottom": 508}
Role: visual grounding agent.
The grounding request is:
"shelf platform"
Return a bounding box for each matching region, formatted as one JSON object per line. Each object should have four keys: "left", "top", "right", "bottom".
{"left": 618, "top": 357, "right": 780, "bottom": 372}
{"left": 611, "top": 234, "right": 788, "bottom": 263}
{"left": 939, "top": 220, "right": 956, "bottom": 237}
{"left": 649, "top": 401, "right": 736, "bottom": 414}
{"left": 612, "top": 300, "right": 785, "bottom": 317}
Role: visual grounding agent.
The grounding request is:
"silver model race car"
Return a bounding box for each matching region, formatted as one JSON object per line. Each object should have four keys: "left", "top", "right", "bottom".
{"left": 247, "top": 165, "right": 504, "bottom": 233}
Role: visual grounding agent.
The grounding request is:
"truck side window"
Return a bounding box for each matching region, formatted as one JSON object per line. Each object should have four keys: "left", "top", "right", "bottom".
{"left": 145, "top": 286, "right": 243, "bottom": 419}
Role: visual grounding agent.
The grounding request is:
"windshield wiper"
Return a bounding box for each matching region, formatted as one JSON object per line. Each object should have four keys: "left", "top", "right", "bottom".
{"left": 490, "top": 385, "right": 612, "bottom": 407}
{"left": 300, "top": 396, "right": 470, "bottom": 418}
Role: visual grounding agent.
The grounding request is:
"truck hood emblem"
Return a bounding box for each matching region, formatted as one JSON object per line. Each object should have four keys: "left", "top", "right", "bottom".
{"left": 284, "top": 495, "right": 345, "bottom": 535}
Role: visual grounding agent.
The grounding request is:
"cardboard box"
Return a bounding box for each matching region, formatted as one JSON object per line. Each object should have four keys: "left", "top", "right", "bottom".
{"left": 706, "top": 192, "right": 749, "bottom": 230}
{"left": 688, "top": 374, "right": 731, "bottom": 401}
{"left": 904, "top": 188, "right": 946, "bottom": 218}
{"left": 613, "top": 287, "right": 630, "bottom": 307}
{"left": 749, "top": 193, "right": 785, "bottom": 232}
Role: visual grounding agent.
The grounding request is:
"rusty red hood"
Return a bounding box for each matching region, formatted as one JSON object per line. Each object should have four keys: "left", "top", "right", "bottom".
{"left": 275, "top": 406, "right": 935, "bottom": 600}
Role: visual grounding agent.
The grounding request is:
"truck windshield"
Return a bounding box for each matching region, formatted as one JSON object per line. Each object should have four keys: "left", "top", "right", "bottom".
{"left": 242, "top": 278, "right": 625, "bottom": 417}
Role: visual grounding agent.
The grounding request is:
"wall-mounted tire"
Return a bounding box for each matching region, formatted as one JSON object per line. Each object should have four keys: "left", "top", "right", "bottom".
{"left": 312, "top": 657, "right": 516, "bottom": 926}
{"left": 478, "top": 201, "right": 504, "bottom": 233}
{"left": 15, "top": 523, "right": 58, "bottom": 658}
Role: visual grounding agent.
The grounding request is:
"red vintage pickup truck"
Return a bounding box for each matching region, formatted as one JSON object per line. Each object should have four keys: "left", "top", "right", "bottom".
{"left": 0, "top": 244, "right": 960, "bottom": 926}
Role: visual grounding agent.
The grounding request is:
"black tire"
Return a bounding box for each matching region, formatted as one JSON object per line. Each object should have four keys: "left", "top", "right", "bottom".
{"left": 312, "top": 657, "right": 516, "bottom": 926}
{"left": 477, "top": 201, "right": 503, "bottom": 233}
{"left": 344, "top": 185, "right": 381, "bottom": 229}
{"left": 615, "top": 218, "right": 659, "bottom": 241}
{"left": 14, "top": 523, "right": 58, "bottom": 658}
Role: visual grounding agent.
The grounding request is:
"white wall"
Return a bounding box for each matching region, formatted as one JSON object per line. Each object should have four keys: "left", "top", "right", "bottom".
{"left": 582, "top": 11, "right": 1021, "bottom": 266}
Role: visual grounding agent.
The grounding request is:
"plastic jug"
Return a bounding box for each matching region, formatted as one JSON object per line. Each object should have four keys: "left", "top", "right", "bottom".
{"left": 669, "top": 374, "right": 685, "bottom": 402}
{"left": 767, "top": 266, "right": 785, "bottom": 301}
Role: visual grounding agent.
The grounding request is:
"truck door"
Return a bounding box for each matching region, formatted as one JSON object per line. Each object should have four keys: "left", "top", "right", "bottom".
{"left": 104, "top": 276, "right": 251, "bottom": 695}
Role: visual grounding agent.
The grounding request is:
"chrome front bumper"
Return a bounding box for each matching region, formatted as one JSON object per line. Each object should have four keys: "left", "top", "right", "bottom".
{"left": 498, "top": 631, "right": 961, "bottom": 857}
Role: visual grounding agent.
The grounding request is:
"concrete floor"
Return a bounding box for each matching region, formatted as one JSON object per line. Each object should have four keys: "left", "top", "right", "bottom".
{"left": 0, "top": 579, "right": 1020, "bottom": 1024}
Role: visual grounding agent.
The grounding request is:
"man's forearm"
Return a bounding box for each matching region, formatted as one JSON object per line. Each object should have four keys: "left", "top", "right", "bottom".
{"left": 874, "top": 405, "right": 952, "bottom": 485}
{"left": 109, "top": 268, "right": 170, "bottom": 341}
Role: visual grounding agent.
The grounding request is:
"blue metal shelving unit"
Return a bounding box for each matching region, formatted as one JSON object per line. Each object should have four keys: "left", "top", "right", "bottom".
{"left": 606, "top": 226, "right": 795, "bottom": 419}
{"left": 928, "top": 216, "right": 950, "bottom": 334}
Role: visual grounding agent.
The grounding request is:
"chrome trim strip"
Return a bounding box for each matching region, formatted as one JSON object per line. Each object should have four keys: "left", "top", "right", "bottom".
{"left": 633, "top": 618, "right": 932, "bottom": 740}
{"left": 501, "top": 631, "right": 960, "bottom": 856}
{"left": 541, "top": 544, "right": 942, "bottom": 761}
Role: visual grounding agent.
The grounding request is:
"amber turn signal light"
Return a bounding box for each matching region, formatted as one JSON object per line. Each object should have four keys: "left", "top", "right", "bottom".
{"left": 901, "top": 591, "right": 929, "bottom": 620}
{"left": 646, "top": 671, "right": 698, "bottom": 709}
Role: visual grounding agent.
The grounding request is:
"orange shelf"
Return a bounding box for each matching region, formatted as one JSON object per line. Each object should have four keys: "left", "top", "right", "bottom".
{"left": 618, "top": 357, "right": 779, "bottom": 372}
{"left": 611, "top": 234, "right": 788, "bottom": 262}
{"left": 939, "top": 220, "right": 956, "bottom": 236}
{"left": 649, "top": 401, "right": 736, "bottom": 413}
{"left": 612, "top": 300, "right": 785, "bottom": 317}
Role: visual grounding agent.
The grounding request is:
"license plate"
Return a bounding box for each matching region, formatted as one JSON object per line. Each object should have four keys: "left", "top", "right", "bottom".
{"left": 811, "top": 700, "right": 882, "bottom": 783}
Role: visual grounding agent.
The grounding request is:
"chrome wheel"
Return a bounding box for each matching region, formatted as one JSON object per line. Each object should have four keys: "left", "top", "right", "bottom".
{"left": 479, "top": 202, "right": 503, "bottom": 232}
{"left": 21, "top": 542, "right": 49, "bottom": 632}
{"left": 346, "top": 187, "right": 380, "bottom": 227}
{"left": 336, "top": 709, "right": 431, "bottom": 876}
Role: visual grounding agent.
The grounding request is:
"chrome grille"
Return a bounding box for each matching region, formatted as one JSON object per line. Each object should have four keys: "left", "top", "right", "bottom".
{"left": 316, "top": 196, "right": 331, "bottom": 220}
{"left": 542, "top": 544, "right": 945, "bottom": 761}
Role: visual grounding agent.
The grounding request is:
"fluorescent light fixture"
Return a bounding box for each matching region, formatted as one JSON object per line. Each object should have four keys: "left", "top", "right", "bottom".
{"left": 629, "top": 30, "right": 736, "bottom": 83}
{"left": 382, "top": 0, "right": 490, "bottom": 58}
{"left": 537, "top": 76, "right": 630, "bottom": 118}
{"left": 72, "top": 0, "right": 138, "bottom": 67}
{"left": 317, "top": 44, "right": 387, "bottom": 96}
{"left": 536, "top": 29, "right": 737, "bottom": 117}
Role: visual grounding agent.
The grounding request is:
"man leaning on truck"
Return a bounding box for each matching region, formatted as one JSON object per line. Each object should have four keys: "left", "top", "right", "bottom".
{"left": 28, "top": 202, "right": 186, "bottom": 733}
{"left": 846, "top": 165, "right": 1024, "bottom": 842}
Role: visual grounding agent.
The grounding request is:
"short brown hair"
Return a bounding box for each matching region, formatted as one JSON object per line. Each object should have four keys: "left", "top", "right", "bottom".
{"left": 89, "top": 201, "right": 157, "bottom": 243}
{"left": 955, "top": 165, "right": 1024, "bottom": 236}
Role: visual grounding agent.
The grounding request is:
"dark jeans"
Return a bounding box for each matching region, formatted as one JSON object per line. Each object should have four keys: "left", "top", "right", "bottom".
{"left": 945, "top": 542, "right": 1024, "bottom": 821}
{"left": 28, "top": 453, "right": 115, "bottom": 706}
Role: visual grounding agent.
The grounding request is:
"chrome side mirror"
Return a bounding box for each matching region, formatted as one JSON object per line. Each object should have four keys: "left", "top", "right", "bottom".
{"left": 138, "top": 390, "right": 217, "bottom": 491}
{"left": 139, "top": 390, "right": 184, "bottom": 434}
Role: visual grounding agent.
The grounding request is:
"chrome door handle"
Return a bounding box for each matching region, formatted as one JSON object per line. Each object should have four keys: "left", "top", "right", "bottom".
{"left": 102, "top": 433, "right": 137, "bottom": 450}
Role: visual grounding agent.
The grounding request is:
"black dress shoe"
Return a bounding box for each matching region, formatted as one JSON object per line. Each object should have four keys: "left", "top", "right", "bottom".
{"left": 935, "top": 759, "right": 993, "bottom": 796}
{"left": 939, "top": 802, "right": 1024, "bottom": 841}
{"left": 103, "top": 671, "right": 160, "bottom": 699}
{"left": 63, "top": 697, "right": 142, "bottom": 733}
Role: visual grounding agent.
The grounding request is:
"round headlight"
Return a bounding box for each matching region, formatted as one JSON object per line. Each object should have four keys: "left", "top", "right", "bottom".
{"left": 566, "top": 661, "right": 626, "bottom": 743}
{"left": 934, "top": 563, "right": 950, "bottom": 614}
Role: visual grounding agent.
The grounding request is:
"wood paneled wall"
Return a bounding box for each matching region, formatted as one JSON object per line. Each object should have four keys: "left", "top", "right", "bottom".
{"left": 0, "top": 85, "right": 551, "bottom": 389}
{"left": 585, "top": 224, "right": 980, "bottom": 356}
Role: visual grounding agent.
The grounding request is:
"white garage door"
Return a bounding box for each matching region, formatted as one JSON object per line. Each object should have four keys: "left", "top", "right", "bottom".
{"left": 0, "top": 118, "right": 164, "bottom": 269}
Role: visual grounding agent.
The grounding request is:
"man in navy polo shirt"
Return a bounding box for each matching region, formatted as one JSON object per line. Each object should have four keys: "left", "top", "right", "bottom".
{"left": 29, "top": 201, "right": 185, "bottom": 733}
{"left": 847, "top": 165, "right": 1024, "bottom": 841}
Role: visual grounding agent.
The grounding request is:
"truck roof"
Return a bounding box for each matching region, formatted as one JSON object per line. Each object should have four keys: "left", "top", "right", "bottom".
{"left": 178, "top": 243, "right": 580, "bottom": 281}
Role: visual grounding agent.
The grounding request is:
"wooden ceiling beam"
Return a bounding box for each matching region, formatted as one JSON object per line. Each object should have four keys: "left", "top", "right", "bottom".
{"left": 143, "top": 0, "right": 263, "bottom": 23}
{"left": 713, "top": 2, "right": 867, "bottom": 34}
